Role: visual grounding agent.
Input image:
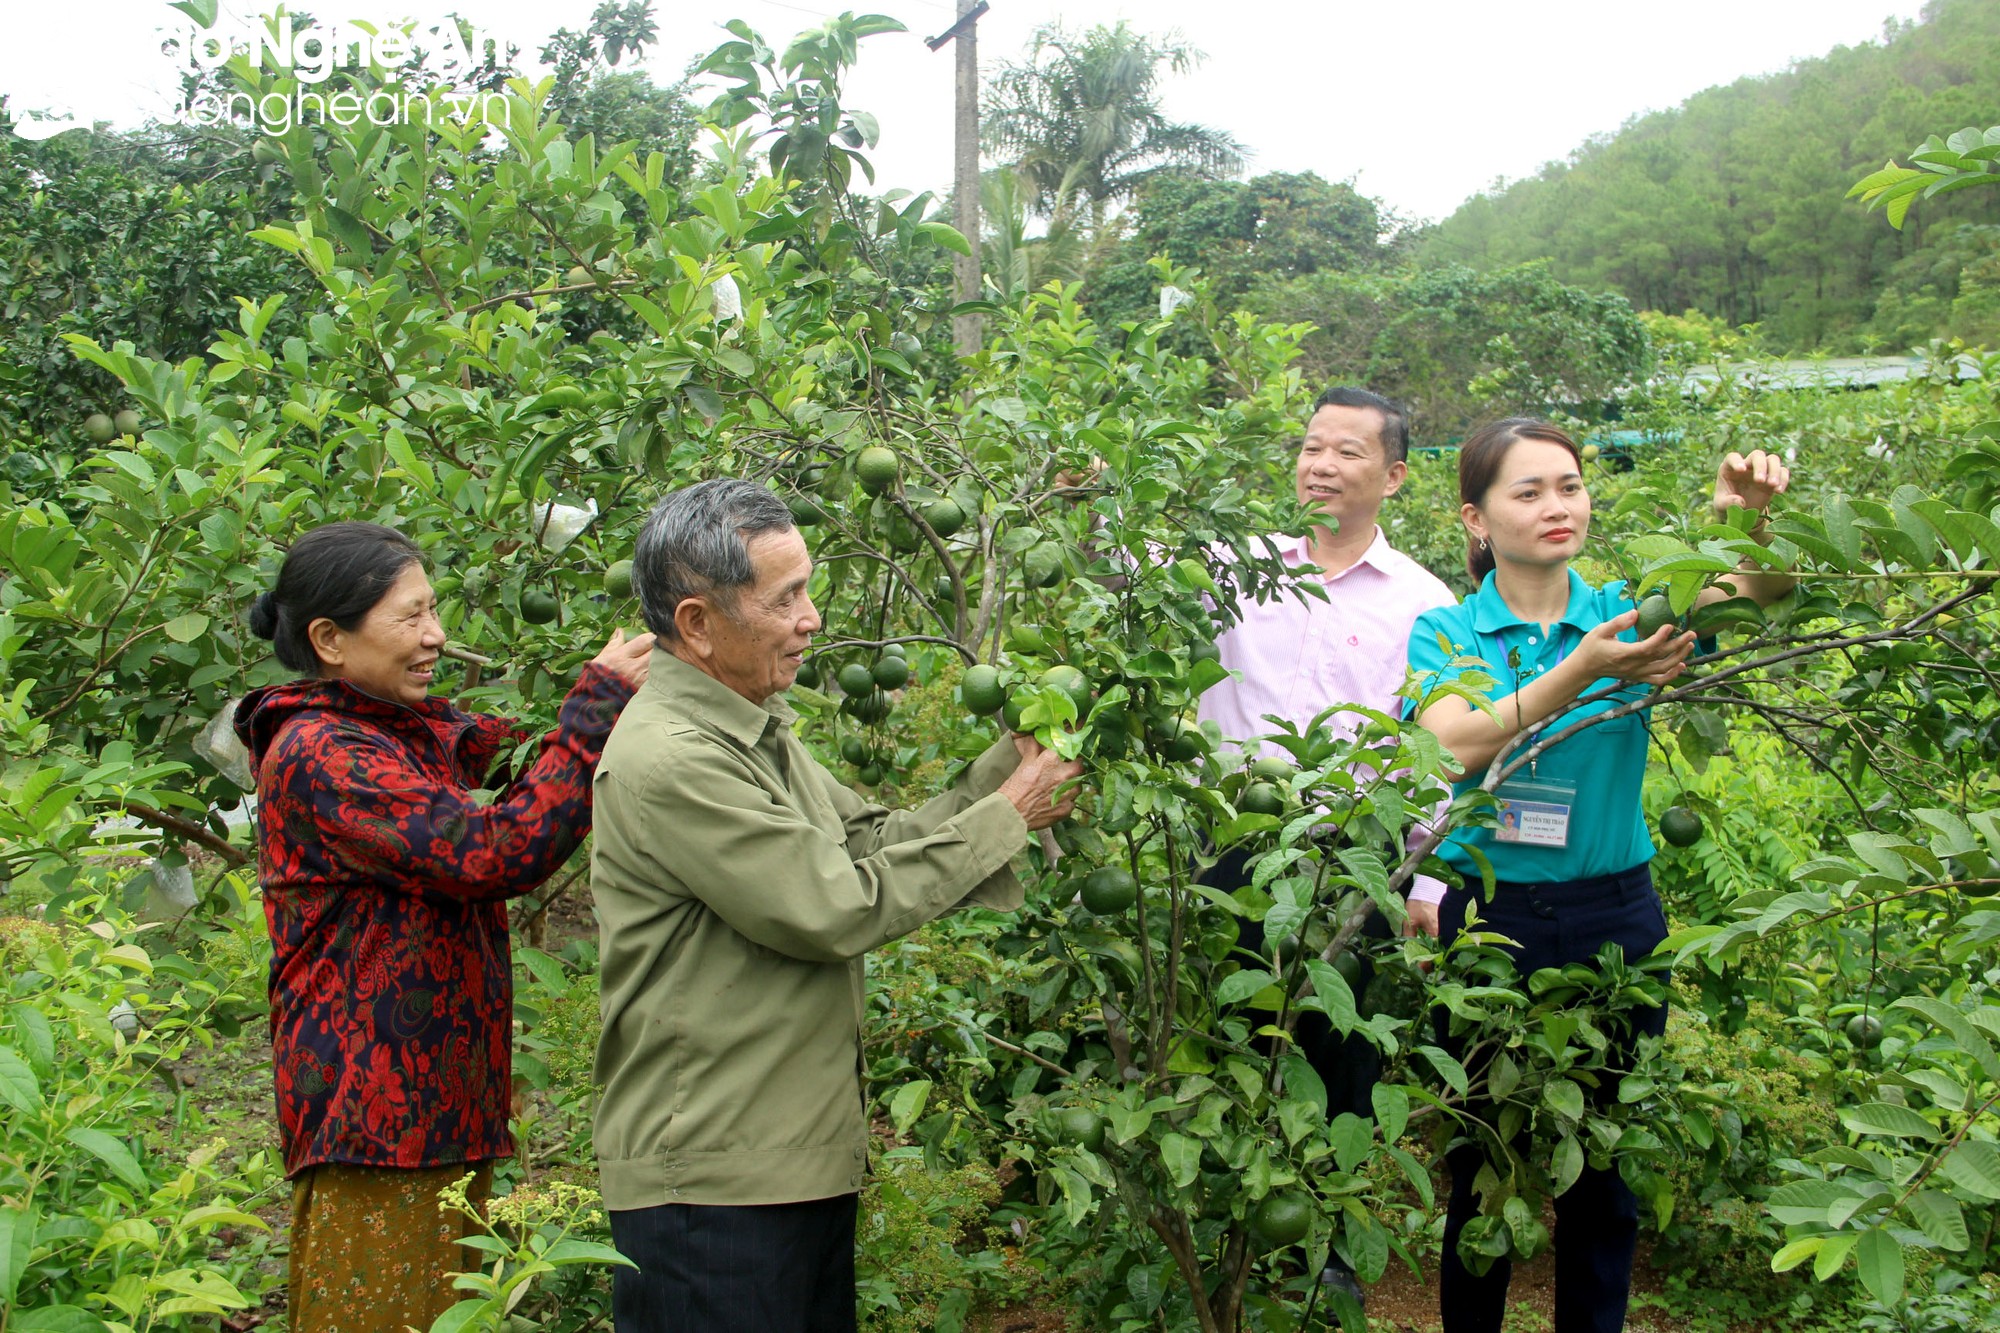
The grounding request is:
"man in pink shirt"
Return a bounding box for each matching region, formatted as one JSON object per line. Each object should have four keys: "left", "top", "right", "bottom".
{"left": 1198, "top": 385, "right": 1455, "bottom": 1311}
{"left": 1201, "top": 385, "right": 1456, "bottom": 931}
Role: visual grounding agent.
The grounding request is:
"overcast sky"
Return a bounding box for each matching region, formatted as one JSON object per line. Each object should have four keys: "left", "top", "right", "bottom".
{"left": 0, "top": 0, "right": 1932, "bottom": 222}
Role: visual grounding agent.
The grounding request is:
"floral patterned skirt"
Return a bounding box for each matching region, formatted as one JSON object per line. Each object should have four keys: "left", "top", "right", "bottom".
{"left": 288, "top": 1162, "right": 493, "bottom": 1333}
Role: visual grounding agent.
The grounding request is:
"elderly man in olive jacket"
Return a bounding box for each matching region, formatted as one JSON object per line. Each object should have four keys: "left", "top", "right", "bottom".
{"left": 590, "top": 478, "right": 1082, "bottom": 1332}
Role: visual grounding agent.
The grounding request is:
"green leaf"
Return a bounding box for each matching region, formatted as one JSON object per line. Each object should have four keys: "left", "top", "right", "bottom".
{"left": 887, "top": 1079, "right": 931, "bottom": 1136}
{"left": 541, "top": 1238, "right": 638, "bottom": 1268}
{"left": 0, "top": 1046, "right": 42, "bottom": 1114}
{"left": 917, "top": 221, "right": 971, "bottom": 256}
{"left": 1160, "top": 1132, "right": 1201, "bottom": 1188}
{"left": 427, "top": 1299, "right": 501, "bottom": 1333}
{"left": 1766, "top": 1178, "right": 1855, "bottom": 1226}
{"left": 1813, "top": 1231, "right": 1858, "bottom": 1281}
{"left": 1541, "top": 1079, "right": 1584, "bottom": 1122}
{"left": 9, "top": 1307, "right": 108, "bottom": 1333}
{"left": 1908, "top": 1189, "right": 1968, "bottom": 1250}
{"left": 163, "top": 614, "right": 210, "bottom": 644}
{"left": 1840, "top": 1102, "right": 1938, "bottom": 1141}
{"left": 1551, "top": 1134, "right": 1583, "bottom": 1195}
{"left": 1771, "top": 1236, "right": 1823, "bottom": 1273}
{"left": 64, "top": 1126, "right": 149, "bottom": 1191}
{"left": 1370, "top": 1084, "right": 1408, "bottom": 1144}
{"left": 1937, "top": 1141, "right": 2000, "bottom": 1200}
{"left": 1216, "top": 969, "right": 1276, "bottom": 1007}
{"left": 513, "top": 947, "right": 571, "bottom": 997}
{"left": 1854, "top": 1228, "right": 1904, "bottom": 1307}
{"left": 0, "top": 1202, "right": 34, "bottom": 1307}
{"left": 1416, "top": 1045, "right": 1469, "bottom": 1097}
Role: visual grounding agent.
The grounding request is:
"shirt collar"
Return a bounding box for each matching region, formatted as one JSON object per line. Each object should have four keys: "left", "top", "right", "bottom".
{"left": 648, "top": 649, "right": 794, "bottom": 749}
{"left": 1291, "top": 525, "right": 1391, "bottom": 578}
{"left": 1468, "top": 568, "right": 1596, "bottom": 634}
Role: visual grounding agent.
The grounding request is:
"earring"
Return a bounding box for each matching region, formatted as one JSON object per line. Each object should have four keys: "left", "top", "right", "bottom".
{"left": 1478, "top": 538, "right": 1489, "bottom": 551}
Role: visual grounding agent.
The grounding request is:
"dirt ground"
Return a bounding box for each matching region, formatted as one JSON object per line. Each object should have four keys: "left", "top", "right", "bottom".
{"left": 970, "top": 1223, "right": 1692, "bottom": 1333}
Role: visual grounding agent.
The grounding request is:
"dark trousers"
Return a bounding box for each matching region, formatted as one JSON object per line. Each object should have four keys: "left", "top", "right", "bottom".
{"left": 1435, "top": 864, "right": 1670, "bottom": 1333}
{"left": 608, "top": 1194, "right": 859, "bottom": 1333}
{"left": 1204, "top": 844, "right": 1392, "bottom": 1120}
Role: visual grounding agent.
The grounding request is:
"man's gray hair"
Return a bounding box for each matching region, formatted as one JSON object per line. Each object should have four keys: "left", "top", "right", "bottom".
{"left": 633, "top": 478, "right": 795, "bottom": 642}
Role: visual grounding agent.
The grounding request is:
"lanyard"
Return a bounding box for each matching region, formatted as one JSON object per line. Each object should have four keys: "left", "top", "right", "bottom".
{"left": 1480, "top": 623, "right": 1578, "bottom": 778}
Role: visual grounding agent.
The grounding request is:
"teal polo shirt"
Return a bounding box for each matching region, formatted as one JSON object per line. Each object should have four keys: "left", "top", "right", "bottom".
{"left": 1406, "top": 570, "right": 1655, "bottom": 884}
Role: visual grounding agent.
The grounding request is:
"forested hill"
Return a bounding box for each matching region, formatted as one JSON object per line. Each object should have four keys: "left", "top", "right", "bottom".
{"left": 1420, "top": 0, "right": 2000, "bottom": 352}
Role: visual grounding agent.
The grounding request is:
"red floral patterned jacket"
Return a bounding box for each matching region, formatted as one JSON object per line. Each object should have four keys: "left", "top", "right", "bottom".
{"left": 234, "top": 665, "right": 632, "bottom": 1176}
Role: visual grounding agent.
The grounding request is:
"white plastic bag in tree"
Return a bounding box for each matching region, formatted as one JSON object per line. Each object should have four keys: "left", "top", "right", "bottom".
{"left": 530, "top": 498, "right": 598, "bottom": 552}
{"left": 109, "top": 1000, "right": 140, "bottom": 1036}
{"left": 193, "top": 698, "right": 255, "bottom": 791}
{"left": 712, "top": 273, "right": 742, "bottom": 321}
{"left": 143, "top": 856, "right": 197, "bottom": 920}
{"left": 1159, "top": 285, "right": 1192, "bottom": 320}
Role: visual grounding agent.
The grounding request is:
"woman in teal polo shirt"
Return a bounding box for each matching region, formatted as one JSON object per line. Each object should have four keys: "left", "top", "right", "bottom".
{"left": 1407, "top": 417, "right": 1793, "bottom": 1333}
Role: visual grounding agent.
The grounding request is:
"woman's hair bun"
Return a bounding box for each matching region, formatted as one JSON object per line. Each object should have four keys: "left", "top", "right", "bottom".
{"left": 248, "top": 589, "right": 281, "bottom": 641}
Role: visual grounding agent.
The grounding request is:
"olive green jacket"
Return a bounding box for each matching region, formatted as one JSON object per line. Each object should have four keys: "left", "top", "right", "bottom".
{"left": 589, "top": 650, "right": 1028, "bottom": 1210}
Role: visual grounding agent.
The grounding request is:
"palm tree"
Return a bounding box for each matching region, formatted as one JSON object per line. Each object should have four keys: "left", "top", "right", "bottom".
{"left": 982, "top": 22, "right": 1244, "bottom": 234}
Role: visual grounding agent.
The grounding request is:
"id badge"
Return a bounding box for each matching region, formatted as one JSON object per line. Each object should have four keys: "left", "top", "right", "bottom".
{"left": 1493, "top": 778, "right": 1577, "bottom": 848}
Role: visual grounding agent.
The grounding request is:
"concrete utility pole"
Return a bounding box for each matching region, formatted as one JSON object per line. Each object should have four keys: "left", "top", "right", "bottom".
{"left": 927, "top": 0, "right": 988, "bottom": 358}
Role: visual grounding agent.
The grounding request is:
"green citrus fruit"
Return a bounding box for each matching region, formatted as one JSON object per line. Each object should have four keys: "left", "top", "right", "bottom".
{"left": 1635, "top": 594, "right": 1678, "bottom": 639}
{"left": 519, "top": 588, "right": 559, "bottom": 624}
{"left": 603, "top": 559, "right": 634, "bottom": 599}
{"left": 881, "top": 641, "right": 907, "bottom": 659}
{"left": 113, "top": 409, "right": 141, "bottom": 436}
{"left": 1189, "top": 641, "right": 1221, "bottom": 666}
{"left": 1000, "top": 690, "right": 1029, "bottom": 733}
{"left": 1659, "top": 805, "right": 1703, "bottom": 848}
{"left": 1251, "top": 1194, "right": 1313, "bottom": 1247}
{"left": 856, "top": 446, "right": 900, "bottom": 495}
{"left": 787, "top": 493, "right": 826, "bottom": 525}
{"left": 856, "top": 763, "right": 883, "bottom": 786}
{"left": 1581, "top": 442, "right": 1601, "bottom": 461}
{"left": 923, "top": 497, "right": 966, "bottom": 538}
{"left": 842, "top": 689, "right": 892, "bottom": 725}
{"left": 872, "top": 655, "right": 911, "bottom": 690}
{"left": 839, "top": 737, "right": 868, "bottom": 766}
{"left": 1022, "top": 541, "right": 1066, "bottom": 589}
{"left": 1240, "top": 781, "right": 1285, "bottom": 817}
{"left": 84, "top": 413, "right": 115, "bottom": 443}
{"left": 961, "top": 665, "right": 1005, "bottom": 715}
{"left": 1249, "top": 755, "right": 1295, "bottom": 783}
{"left": 1332, "top": 949, "right": 1365, "bottom": 988}
{"left": 1845, "top": 1013, "right": 1884, "bottom": 1051}
{"left": 1157, "top": 716, "right": 1206, "bottom": 763}
{"left": 793, "top": 658, "right": 822, "bottom": 689}
{"left": 1039, "top": 664, "right": 1092, "bottom": 717}
{"left": 1080, "top": 866, "right": 1139, "bottom": 915}
{"left": 836, "top": 662, "right": 876, "bottom": 696}
{"left": 1058, "top": 1108, "right": 1107, "bottom": 1152}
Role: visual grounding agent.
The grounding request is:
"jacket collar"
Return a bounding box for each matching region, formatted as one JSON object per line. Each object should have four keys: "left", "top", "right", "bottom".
{"left": 648, "top": 648, "right": 794, "bottom": 749}
{"left": 1468, "top": 568, "right": 1597, "bottom": 635}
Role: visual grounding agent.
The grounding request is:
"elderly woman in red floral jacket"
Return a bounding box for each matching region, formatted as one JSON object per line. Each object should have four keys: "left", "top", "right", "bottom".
{"left": 234, "top": 521, "right": 651, "bottom": 1333}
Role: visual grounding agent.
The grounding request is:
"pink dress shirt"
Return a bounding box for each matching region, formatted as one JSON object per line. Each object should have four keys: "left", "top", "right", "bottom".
{"left": 1198, "top": 527, "right": 1458, "bottom": 904}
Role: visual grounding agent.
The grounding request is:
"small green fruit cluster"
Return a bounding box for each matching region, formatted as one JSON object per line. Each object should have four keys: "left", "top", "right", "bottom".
{"left": 833, "top": 644, "right": 908, "bottom": 725}
{"left": 837, "top": 735, "right": 891, "bottom": 787}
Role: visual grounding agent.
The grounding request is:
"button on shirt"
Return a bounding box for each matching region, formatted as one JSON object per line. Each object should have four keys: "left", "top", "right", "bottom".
{"left": 1406, "top": 570, "right": 1656, "bottom": 885}
{"left": 1199, "top": 527, "right": 1458, "bottom": 903}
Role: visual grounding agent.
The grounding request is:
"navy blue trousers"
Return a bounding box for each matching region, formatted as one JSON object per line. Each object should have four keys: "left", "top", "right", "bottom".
{"left": 1436, "top": 864, "right": 1670, "bottom": 1333}
{"left": 608, "top": 1193, "right": 858, "bottom": 1333}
